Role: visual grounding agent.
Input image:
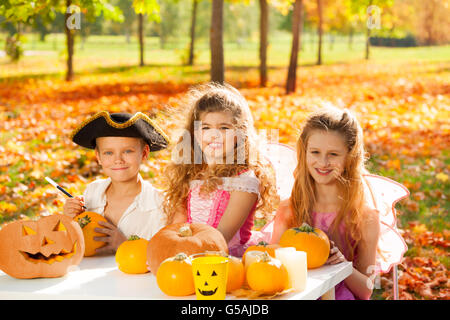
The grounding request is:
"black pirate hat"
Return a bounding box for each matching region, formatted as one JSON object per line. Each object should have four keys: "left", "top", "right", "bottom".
{"left": 70, "top": 111, "right": 170, "bottom": 151}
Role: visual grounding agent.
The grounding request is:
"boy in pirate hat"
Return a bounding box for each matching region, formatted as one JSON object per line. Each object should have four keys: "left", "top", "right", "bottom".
{"left": 64, "top": 111, "right": 170, "bottom": 254}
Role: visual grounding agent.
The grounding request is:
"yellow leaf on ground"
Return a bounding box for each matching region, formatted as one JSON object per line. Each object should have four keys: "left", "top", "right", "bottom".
{"left": 435, "top": 172, "right": 448, "bottom": 183}
{"left": 412, "top": 224, "right": 428, "bottom": 234}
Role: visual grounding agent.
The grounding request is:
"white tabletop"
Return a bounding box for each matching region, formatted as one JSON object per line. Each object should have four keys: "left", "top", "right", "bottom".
{"left": 0, "top": 256, "right": 353, "bottom": 300}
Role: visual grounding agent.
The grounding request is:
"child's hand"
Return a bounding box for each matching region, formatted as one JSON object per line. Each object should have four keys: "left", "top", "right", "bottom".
{"left": 93, "top": 220, "right": 127, "bottom": 255}
{"left": 63, "top": 196, "right": 85, "bottom": 218}
{"left": 325, "top": 240, "right": 347, "bottom": 265}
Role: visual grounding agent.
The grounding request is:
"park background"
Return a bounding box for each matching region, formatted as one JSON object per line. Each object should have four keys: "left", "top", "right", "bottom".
{"left": 0, "top": 0, "right": 449, "bottom": 300}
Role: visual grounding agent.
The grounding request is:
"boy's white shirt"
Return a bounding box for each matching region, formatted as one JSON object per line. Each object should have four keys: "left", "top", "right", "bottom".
{"left": 83, "top": 174, "right": 167, "bottom": 240}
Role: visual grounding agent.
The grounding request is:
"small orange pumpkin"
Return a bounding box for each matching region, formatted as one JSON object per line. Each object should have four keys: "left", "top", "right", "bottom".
{"left": 156, "top": 253, "right": 195, "bottom": 296}
{"left": 242, "top": 241, "right": 280, "bottom": 264}
{"left": 74, "top": 211, "right": 108, "bottom": 257}
{"left": 242, "top": 250, "right": 266, "bottom": 287}
{"left": 279, "top": 223, "right": 330, "bottom": 269}
{"left": 246, "top": 252, "right": 288, "bottom": 294}
{"left": 147, "top": 223, "right": 228, "bottom": 275}
{"left": 115, "top": 235, "right": 149, "bottom": 274}
{"left": 226, "top": 255, "right": 245, "bottom": 292}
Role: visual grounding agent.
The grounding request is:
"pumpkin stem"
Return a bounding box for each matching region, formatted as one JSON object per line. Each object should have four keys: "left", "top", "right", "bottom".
{"left": 257, "top": 241, "right": 269, "bottom": 247}
{"left": 77, "top": 215, "right": 91, "bottom": 229}
{"left": 260, "top": 251, "right": 272, "bottom": 263}
{"left": 178, "top": 224, "right": 193, "bottom": 237}
{"left": 293, "top": 222, "right": 319, "bottom": 236}
{"left": 174, "top": 253, "right": 188, "bottom": 261}
{"left": 128, "top": 235, "right": 140, "bottom": 241}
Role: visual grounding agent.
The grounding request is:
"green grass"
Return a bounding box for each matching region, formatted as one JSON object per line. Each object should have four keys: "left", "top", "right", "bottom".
{"left": 366, "top": 151, "right": 450, "bottom": 234}
{"left": 1, "top": 32, "right": 450, "bottom": 80}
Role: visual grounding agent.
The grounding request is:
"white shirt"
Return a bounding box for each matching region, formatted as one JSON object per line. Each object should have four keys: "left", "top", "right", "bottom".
{"left": 83, "top": 174, "right": 167, "bottom": 240}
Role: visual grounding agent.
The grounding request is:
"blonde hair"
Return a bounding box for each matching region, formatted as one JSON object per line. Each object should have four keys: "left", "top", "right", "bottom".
{"left": 162, "top": 82, "right": 278, "bottom": 224}
{"left": 290, "top": 106, "right": 366, "bottom": 260}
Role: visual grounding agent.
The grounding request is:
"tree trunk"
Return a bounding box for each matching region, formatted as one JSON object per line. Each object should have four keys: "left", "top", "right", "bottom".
{"left": 65, "top": 0, "right": 74, "bottom": 81}
{"left": 259, "top": 0, "right": 269, "bottom": 87}
{"left": 365, "top": 24, "right": 371, "bottom": 60}
{"left": 138, "top": 13, "right": 145, "bottom": 66}
{"left": 286, "top": 0, "right": 303, "bottom": 94}
{"left": 423, "top": 0, "right": 436, "bottom": 45}
{"left": 40, "top": 31, "right": 47, "bottom": 42}
{"left": 317, "top": 0, "right": 323, "bottom": 65}
{"left": 210, "top": 0, "right": 224, "bottom": 84}
{"left": 365, "top": 0, "right": 373, "bottom": 60}
{"left": 188, "top": 0, "right": 198, "bottom": 66}
{"left": 348, "top": 27, "right": 354, "bottom": 50}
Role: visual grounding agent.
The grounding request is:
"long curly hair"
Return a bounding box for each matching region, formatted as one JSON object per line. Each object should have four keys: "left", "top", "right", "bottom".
{"left": 290, "top": 106, "right": 367, "bottom": 261}
{"left": 162, "top": 82, "right": 279, "bottom": 224}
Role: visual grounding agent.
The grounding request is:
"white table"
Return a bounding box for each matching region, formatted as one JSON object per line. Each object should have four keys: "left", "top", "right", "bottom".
{"left": 0, "top": 256, "right": 353, "bottom": 300}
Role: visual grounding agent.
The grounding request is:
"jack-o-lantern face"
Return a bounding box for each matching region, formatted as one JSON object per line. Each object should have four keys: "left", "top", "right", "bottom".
{"left": 196, "top": 269, "right": 220, "bottom": 296}
{"left": 0, "top": 214, "right": 85, "bottom": 279}
{"left": 192, "top": 256, "right": 229, "bottom": 300}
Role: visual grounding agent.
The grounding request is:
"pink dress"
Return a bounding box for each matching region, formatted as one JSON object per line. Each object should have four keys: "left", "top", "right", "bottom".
{"left": 312, "top": 211, "right": 357, "bottom": 300}
{"left": 186, "top": 170, "right": 270, "bottom": 257}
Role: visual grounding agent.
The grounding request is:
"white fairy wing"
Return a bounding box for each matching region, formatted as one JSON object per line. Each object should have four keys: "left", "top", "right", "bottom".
{"left": 362, "top": 174, "right": 410, "bottom": 273}
{"left": 377, "top": 221, "right": 408, "bottom": 273}
{"left": 362, "top": 174, "right": 409, "bottom": 227}
{"left": 260, "top": 143, "right": 297, "bottom": 201}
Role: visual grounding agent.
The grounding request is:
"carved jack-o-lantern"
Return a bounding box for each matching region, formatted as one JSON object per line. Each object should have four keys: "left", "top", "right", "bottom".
{"left": 0, "top": 214, "right": 85, "bottom": 279}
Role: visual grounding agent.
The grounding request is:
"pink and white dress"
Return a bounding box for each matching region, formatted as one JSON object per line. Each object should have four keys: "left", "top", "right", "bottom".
{"left": 186, "top": 169, "right": 269, "bottom": 257}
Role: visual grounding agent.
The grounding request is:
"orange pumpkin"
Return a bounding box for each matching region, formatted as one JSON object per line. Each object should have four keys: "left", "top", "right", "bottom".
{"left": 279, "top": 223, "right": 330, "bottom": 269}
{"left": 246, "top": 252, "right": 288, "bottom": 294}
{"left": 226, "top": 255, "right": 245, "bottom": 292}
{"left": 242, "top": 241, "right": 280, "bottom": 264}
{"left": 156, "top": 253, "right": 195, "bottom": 296}
{"left": 74, "top": 211, "right": 108, "bottom": 257}
{"left": 0, "top": 214, "right": 85, "bottom": 279}
{"left": 115, "top": 235, "right": 149, "bottom": 274}
{"left": 147, "top": 223, "right": 228, "bottom": 275}
{"left": 242, "top": 250, "right": 268, "bottom": 287}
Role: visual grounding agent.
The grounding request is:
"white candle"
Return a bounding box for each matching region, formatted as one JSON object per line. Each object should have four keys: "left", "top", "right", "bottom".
{"left": 275, "top": 247, "right": 296, "bottom": 256}
{"left": 275, "top": 247, "right": 296, "bottom": 288}
{"left": 275, "top": 248, "right": 307, "bottom": 291}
